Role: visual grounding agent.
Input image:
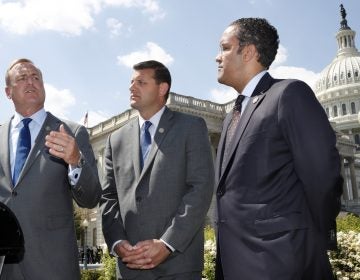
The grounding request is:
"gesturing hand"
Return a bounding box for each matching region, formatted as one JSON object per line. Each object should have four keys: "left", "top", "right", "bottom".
{"left": 45, "top": 124, "right": 81, "bottom": 166}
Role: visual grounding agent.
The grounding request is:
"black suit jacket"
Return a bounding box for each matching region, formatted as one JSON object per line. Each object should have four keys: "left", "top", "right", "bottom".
{"left": 215, "top": 73, "right": 342, "bottom": 280}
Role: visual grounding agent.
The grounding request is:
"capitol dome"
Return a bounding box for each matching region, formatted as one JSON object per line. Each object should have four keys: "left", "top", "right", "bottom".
{"left": 315, "top": 4, "right": 360, "bottom": 148}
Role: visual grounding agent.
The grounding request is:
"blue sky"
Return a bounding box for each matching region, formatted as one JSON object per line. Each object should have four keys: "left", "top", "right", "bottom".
{"left": 0, "top": 0, "right": 359, "bottom": 127}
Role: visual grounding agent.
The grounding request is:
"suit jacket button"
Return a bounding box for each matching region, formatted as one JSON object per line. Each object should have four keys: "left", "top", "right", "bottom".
{"left": 136, "top": 196, "right": 142, "bottom": 203}
{"left": 12, "top": 191, "right": 17, "bottom": 196}
{"left": 217, "top": 190, "right": 224, "bottom": 196}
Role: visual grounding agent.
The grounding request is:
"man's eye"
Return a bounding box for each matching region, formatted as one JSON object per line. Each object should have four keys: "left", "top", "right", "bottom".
{"left": 16, "top": 76, "right": 26, "bottom": 81}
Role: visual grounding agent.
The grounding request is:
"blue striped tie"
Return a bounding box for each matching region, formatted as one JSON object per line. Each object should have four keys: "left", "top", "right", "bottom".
{"left": 140, "top": 121, "right": 152, "bottom": 169}
{"left": 13, "top": 118, "right": 32, "bottom": 185}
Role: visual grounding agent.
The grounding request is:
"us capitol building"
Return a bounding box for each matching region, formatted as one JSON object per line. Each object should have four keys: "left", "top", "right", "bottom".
{"left": 81, "top": 5, "right": 360, "bottom": 249}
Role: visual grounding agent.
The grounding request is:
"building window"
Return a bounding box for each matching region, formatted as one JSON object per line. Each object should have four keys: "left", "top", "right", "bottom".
{"left": 342, "top": 104, "right": 347, "bottom": 115}
{"left": 355, "top": 70, "right": 359, "bottom": 78}
{"left": 355, "top": 135, "right": 360, "bottom": 150}
{"left": 92, "top": 227, "right": 97, "bottom": 246}
{"left": 325, "top": 107, "right": 330, "bottom": 117}
{"left": 334, "top": 75, "right": 337, "bottom": 81}
{"left": 333, "top": 106, "right": 338, "bottom": 117}
{"left": 348, "top": 72, "right": 351, "bottom": 78}
{"left": 351, "top": 102, "right": 356, "bottom": 114}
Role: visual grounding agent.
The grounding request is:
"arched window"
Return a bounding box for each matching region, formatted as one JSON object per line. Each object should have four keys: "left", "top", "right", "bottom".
{"left": 342, "top": 104, "right": 347, "bottom": 115}
{"left": 351, "top": 102, "right": 356, "bottom": 114}
{"left": 348, "top": 72, "right": 352, "bottom": 78}
{"left": 333, "top": 106, "right": 338, "bottom": 117}
{"left": 325, "top": 107, "right": 330, "bottom": 117}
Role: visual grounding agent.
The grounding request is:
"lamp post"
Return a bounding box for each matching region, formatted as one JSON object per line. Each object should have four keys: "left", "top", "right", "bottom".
{"left": 82, "top": 219, "right": 89, "bottom": 270}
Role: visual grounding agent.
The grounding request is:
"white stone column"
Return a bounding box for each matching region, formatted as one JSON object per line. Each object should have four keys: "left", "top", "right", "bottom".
{"left": 341, "top": 156, "right": 349, "bottom": 200}
{"left": 349, "top": 157, "right": 358, "bottom": 199}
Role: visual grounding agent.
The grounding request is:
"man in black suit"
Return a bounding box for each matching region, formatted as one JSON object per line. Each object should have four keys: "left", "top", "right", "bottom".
{"left": 214, "top": 18, "right": 343, "bottom": 280}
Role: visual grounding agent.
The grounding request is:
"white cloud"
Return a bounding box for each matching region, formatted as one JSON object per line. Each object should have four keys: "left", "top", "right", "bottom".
{"left": 107, "top": 18, "right": 123, "bottom": 37}
{"left": 210, "top": 87, "right": 237, "bottom": 104}
{"left": 269, "top": 66, "right": 319, "bottom": 89}
{"left": 44, "top": 83, "right": 76, "bottom": 119}
{"left": 79, "top": 110, "right": 109, "bottom": 127}
{"left": 0, "top": 0, "right": 165, "bottom": 35}
{"left": 103, "top": 0, "right": 165, "bottom": 21}
{"left": 117, "top": 42, "right": 174, "bottom": 68}
{"left": 269, "top": 44, "right": 319, "bottom": 88}
{"left": 272, "top": 44, "right": 288, "bottom": 67}
{"left": 0, "top": 0, "right": 99, "bottom": 35}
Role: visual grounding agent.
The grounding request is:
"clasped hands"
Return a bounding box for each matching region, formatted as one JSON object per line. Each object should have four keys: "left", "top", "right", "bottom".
{"left": 115, "top": 239, "right": 171, "bottom": 270}
{"left": 45, "top": 124, "right": 80, "bottom": 166}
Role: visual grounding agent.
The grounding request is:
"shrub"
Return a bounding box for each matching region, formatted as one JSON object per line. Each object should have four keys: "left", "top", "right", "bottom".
{"left": 329, "top": 231, "right": 360, "bottom": 279}
{"left": 337, "top": 213, "right": 360, "bottom": 232}
{"left": 81, "top": 269, "right": 102, "bottom": 280}
{"left": 203, "top": 226, "right": 216, "bottom": 280}
{"left": 98, "top": 250, "right": 116, "bottom": 280}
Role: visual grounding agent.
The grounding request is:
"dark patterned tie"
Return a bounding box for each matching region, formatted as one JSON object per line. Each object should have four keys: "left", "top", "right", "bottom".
{"left": 13, "top": 118, "right": 32, "bottom": 185}
{"left": 140, "top": 121, "right": 152, "bottom": 169}
{"left": 222, "top": 95, "right": 245, "bottom": 173}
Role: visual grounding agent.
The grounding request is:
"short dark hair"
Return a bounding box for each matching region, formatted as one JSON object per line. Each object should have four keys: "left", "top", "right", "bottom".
{"left": 229, "top": 18, "right": 279, "bottom": 69}
{"left": 133, "top": 60, "right": 171, "bottom": 100}
{"left": 5, "top": 58, "right": 43, "bottom": 86}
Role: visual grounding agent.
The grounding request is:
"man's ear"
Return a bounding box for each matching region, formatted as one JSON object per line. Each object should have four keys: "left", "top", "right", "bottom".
{"left": 5, "top": 87, "right": 12, "bottom": 99}
{"left": 159, "top": 82, "right": 169, "bottom": 97}
{"left": 242, "top": 44, "right": 257, "bottom": 62}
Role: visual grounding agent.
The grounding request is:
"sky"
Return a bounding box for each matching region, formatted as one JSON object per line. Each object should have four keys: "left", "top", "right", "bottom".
{"left": 0, "top": 0, "right": 359, "bottom": 127}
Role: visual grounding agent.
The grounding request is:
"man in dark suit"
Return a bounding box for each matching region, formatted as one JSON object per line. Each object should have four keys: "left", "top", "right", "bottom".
{"left": 214, "top": 18, "right": 343, "bottom": 280}
{"left": 0, "top": 58, "right": 101, "bottom": 280}
{"left": 100, "top": 60, "right": 214, "bottom": 280}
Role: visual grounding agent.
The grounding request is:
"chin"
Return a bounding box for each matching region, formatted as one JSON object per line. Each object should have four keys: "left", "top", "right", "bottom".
{"left": 217, "top": 76, "right": 226, "bottom": 85}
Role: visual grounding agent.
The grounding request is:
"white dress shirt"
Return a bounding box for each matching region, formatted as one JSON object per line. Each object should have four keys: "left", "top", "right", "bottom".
{"left": 239, "top": 70, "right": 267, "bottom": 111}
{"left": 10, "top": 108, "right": 81, "bottom": 186}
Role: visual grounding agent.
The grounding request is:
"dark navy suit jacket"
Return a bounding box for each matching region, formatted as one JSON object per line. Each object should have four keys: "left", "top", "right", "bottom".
{"left": 215, "top": 73, "right": 342, "bottom": 280}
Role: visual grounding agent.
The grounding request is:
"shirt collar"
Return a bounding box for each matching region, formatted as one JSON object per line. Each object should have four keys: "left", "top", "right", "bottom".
{"left": 138, "top": 106, "right": 166, "bottom": 130}
{"left": 12, "top": 108, "right": 47, "bottom": 128}
{"left": 241, "top": 70, "right": 267, "bottom": 97}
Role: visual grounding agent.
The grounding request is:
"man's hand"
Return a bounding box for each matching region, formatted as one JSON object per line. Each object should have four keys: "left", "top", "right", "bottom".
{"left": 123, "top": 239, "right": 171, "bottom": 270}
{"left": 114, "top": 240, "right": 147, "bottom": 259}
{"left": 45, "top": 124, "right": 81, "bottom": 166}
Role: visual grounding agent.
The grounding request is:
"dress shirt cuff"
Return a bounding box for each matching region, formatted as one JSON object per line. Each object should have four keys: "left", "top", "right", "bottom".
{"left": 111, "top": 240, "right": 122, "bottom": 257}
{"left": 160, "top": 239, "right": 175, "bottom": 252}
{"left": 68, "top": 166, "right": 82, "bottom": 186}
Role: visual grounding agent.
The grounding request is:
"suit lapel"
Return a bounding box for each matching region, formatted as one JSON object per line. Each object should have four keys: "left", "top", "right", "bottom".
{"left": 15, "top": 113, "right": 62, "bottom": 186}
{"left": 215, "top": 112, "right": 232, "bottom": 180}
{"left": 0, "top": 119, "right": 13, "bottom": 188}
{"left": 130, "top": 118, "right": 142, "bottom": 181}
{"left": 139, "top": 107, "right": 173, "bottom": 181}
{"left": 218, "top": 73, "right": 275, "bottom": 188}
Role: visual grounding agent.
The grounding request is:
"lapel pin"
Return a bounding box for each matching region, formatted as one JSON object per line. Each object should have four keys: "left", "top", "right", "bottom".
{"left": 159, "top": 128, "right": 164, "bottom": 133}
{"left": 252, "top": 96, "right": 259, "bottom": 104}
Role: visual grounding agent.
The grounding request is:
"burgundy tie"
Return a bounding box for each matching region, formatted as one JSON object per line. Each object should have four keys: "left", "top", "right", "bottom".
{"left": 222, "top": 95, "right": 245, "bottom": 172}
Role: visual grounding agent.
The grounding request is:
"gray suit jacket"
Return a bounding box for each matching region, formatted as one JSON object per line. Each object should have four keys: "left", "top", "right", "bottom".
{"left": 100, "top": 107, "right": 214, "bottom": 279}
{"left": 215, "top": 73, "right": 342, "bottom": 280}
{"left": 0, "top": 112, "right": 101, "bottom": 280}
